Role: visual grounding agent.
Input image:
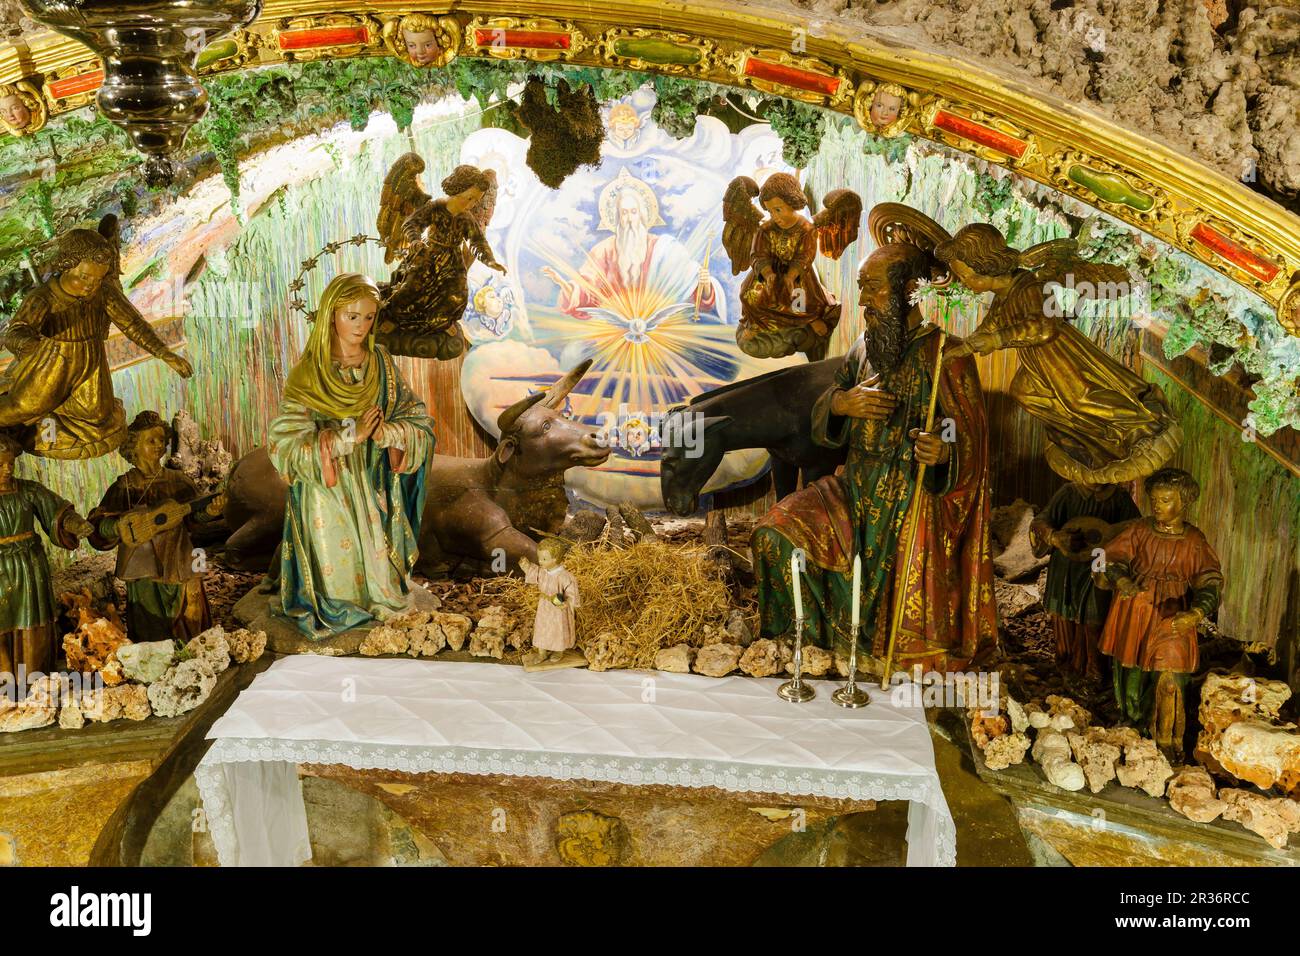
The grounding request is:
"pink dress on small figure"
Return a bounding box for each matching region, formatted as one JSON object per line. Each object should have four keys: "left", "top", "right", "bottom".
{"left": 525, "top": 563, "right": 580, "bottom": 652}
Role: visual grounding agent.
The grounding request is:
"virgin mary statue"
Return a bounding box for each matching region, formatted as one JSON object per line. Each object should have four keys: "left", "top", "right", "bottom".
{"left": 269, "top": 272, "right": 434, "bottom": 638}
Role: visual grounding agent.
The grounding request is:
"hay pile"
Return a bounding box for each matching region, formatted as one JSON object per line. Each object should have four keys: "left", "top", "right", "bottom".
{"left": 483, "top": 539, "right": 742, "bottom": 668}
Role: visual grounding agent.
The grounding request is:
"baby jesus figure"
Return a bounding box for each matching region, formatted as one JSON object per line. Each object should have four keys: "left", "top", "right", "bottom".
{"left": 519, "top": 538, "right": 581, "bottom": 664}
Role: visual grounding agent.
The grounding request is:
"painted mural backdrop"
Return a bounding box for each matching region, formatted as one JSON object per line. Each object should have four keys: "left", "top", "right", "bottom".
{"left": 459, "top": 90, "right": 802, "bottom": 510}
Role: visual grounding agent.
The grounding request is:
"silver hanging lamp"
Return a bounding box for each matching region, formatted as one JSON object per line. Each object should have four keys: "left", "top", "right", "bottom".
{"left": 22, "top": 0, "right": 264, "bottom": 185}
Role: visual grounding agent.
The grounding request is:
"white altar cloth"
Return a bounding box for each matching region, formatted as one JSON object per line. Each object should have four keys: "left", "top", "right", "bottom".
{"left": 195, "top": 656, "right": 956, "bottom": 866}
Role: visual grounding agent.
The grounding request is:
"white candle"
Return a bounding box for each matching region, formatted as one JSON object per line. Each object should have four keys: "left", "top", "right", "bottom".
{"left": 851, "top": 553, "right": 861, "bottom": 635}
{"left": 792, "top": 551, "right": 804, "bottom": 619}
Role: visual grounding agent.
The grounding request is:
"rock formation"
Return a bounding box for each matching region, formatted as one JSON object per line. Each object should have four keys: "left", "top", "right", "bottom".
{"left": 62, "top": 607, "right": 129, "bottom": 687}
{"left": 739, "top": 639, "right": 784, "bottom": 678}
{"left": 693, "top": 642, "right": 743, "bottom": 678}
{"left": 147, "top": 659, "right": 218, "bottom": 718}
{"left": 225, "top": 627, "right": 267, "bottom": 664}
{"left": 117, "top": 641, "right": 177, "bottom": 684}
{"left": 1195, "top": 672, "right": 1299, "bottom": 797}
{"left": 653, "top": 644, "right": 694, "bottom": 674}
{"left": 1167, "top": 766, "right": 1228, "bottom": 823}
{"left": 1115, "top": 737, "right": 1175, "bottom": 799}
{"left": 584, "top": 631, "right": 634, "bottom": 672}
{"left": 1068, "top": 726, "right": 1140, "bottom": 793}
{"left": 186, "top": 628, "right": 231, "bottom": 675}
{"left": 0, "top": 676, "right": 59, "bottom": 733}
{"left": 1219, "top": 789, "right": 1300, "bottom": 850}
{"left": 358, "top": 625, "right": 409, "bottom": 657}
{"left": 1032, "top": 729, "right": 1086, "bottom": 791}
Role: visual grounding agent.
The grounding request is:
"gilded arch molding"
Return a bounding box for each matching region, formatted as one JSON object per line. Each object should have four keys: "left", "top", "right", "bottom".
{"left": 2, "top": 0, "right": 1299, "bottom": 334}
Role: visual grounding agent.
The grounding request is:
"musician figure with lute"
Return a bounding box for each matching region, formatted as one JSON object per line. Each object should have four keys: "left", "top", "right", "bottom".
{"left": 1029, "top": 482, "right": 1140, "bottom": 684}
{"left": 89, "top": 411, "right": 225, "bottom": 642}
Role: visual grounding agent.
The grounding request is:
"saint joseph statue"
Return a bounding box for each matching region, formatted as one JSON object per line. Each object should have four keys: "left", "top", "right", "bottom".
{"left": 751, "top": 242, "right": 999, "bottom": 674}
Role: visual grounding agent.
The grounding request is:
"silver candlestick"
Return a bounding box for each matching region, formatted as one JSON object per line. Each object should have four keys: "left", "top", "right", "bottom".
{"left": 832, "top": 624, "right": 870, "bottom": 709}
{"left": 778, "top": 614, "right": 816, "bottom": 703}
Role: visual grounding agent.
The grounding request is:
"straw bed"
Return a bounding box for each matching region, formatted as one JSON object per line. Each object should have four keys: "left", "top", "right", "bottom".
{"left": 482, "top": 539, "right": 742, "bottom": 668}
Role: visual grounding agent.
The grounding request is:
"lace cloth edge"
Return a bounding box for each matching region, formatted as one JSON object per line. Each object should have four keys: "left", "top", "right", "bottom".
{"left": 194, "top": 737, "right": 957, "bottom": 867}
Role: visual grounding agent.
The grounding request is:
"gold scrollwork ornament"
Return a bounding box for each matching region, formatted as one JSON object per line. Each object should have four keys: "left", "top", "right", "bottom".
{"left": 1278, "top": 279, "right": 1300, "bottom": 337}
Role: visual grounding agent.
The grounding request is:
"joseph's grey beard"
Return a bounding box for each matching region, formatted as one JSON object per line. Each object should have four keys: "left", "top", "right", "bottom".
{"left": 616, "top": 221, "right": 649, "bottom": 286}
{"left": 860, "top": 290, "right": 908, "bottom": 372}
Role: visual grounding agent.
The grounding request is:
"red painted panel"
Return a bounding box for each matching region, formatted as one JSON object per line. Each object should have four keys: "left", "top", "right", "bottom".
{"left": 277, "top": 25, "right": 369, "bottom": 51}
{"left": 1190, "top": 222, "right": 1280, "bottom": 283}
{"left": 933, "top": 109, "right": 1028, "bottom": 159}
{"left": 743, "top": 57, "right": 841, "bottom": 97}
{"left": 472, "top": 29, "right": 571, "bottom": 50}
{"left": 47, "top": 69, "right": 104, "bottom": 99}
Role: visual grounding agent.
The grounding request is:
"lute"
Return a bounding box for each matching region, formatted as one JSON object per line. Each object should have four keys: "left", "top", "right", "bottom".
{"left": 118, "top": 489, "right": 222, "bottom": 548}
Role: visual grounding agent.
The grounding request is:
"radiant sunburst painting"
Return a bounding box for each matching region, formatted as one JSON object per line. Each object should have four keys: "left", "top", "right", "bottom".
{"left": 459, "top": 88, "right": 803, "bottom": 509}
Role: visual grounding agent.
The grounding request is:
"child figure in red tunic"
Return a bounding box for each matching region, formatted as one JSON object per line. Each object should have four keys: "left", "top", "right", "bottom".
{"left": 1096, "top": 468, "right": 1222, "bottom": 756}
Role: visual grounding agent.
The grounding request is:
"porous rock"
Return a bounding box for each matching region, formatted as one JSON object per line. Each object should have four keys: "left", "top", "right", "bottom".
{"left": 739, "top": 639, "right": 783, "bottom": 678}
{"left": 1167, "top": 766, "right": 1227, "bottom": 824}
{"left": 654, "top": 644, "right": 694, "bottom": 673}
{"left": 1196, "top": 672, "right": 1299, "bottom": 796}
{"left": 1116, "top": 737, "right": 1175, "bottom": 798}
{"left": 117, "top": 640, "right": 177, "bottom": 684}
{"left": 225, "top": 627, "right": 267, "bottom": 664}
{"left": 1219, "top": 789, "right": 1300, "bottom": 850}
{"left": 63, "top": 613, "right": 128, "bottom": 687}
{"left": 58, "top": 700, "right": 85, "bottom": 730}
{"left": 0, "top": 676, "right": 59, "bottom": 733}
{"left": 793, "top": 644, "right": 833, "bottom": 678}
{"left": 147, "top": 659, "right": 217, "bottom": 718}
{"left": 983, "top": 732, "right": 1031, "bottom": 771}
{"left": 185, "top": 627, "right": 231, "bottom": 675}
{"left": 972, "top": 711, "right": 1009, "bottom": 750}
{"left": 84, "top": 683, "right": 152, "bottom": 723}
{"left": 584, "top": 631, "right": 633, "bottom": 672}
{"left": 358, "top": 625, "right": 409, "bottom": 657}
{"left": 693, "top": 642, "right": 743, "bottom": 678}
{"left": 1068, "top": 726, "right": 1137, "bottom": 793}
{"left": 471, "top": 606, "right": 519, "bottom": 657}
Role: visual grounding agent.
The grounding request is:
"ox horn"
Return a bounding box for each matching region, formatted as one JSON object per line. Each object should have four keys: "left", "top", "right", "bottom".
{"left": 496, "top": 390, "right": 547, "bottom": 434}
{"left": 541, "top": 358, "right": 592, "bottom": 409}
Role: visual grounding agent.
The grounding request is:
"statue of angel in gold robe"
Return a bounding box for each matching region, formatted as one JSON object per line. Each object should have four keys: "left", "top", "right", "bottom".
{"left": 927, "top": 216, "right": 1181, "bottom": 483}
{"left": 0, "top": 216, "right": 193, "bottom": 460}
{"left": 721, "top": 172, "right": 861, "bottom": 361}
{"left": 375, "top": 153, "right": 506, "bottom": 359}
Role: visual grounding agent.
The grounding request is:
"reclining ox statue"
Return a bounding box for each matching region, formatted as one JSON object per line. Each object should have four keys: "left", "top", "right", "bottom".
{"left": 416, "top": 359, "right": 609, "bottom": 573}
{"left": 222, "top": 360, "right": 609, "bottom": 575}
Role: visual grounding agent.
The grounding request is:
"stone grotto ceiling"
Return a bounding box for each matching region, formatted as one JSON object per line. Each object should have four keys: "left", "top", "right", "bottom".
{"left": 785, "top": 0, "right": 1300, "bottom": 215}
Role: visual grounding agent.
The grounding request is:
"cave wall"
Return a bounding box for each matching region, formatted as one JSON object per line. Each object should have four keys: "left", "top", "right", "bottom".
{"left": 765, "top": 0, "right": 1299, "bottom": 211}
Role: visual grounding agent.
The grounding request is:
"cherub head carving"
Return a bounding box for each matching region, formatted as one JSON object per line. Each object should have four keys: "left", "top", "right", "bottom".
{"left": 1, "top": 82, "right": 47, "bottom": 137}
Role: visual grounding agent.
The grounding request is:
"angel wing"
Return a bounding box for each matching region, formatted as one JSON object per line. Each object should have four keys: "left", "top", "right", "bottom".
{"left": 812, "top": 189, "right": 862, "bottom": 260}
{"left": 97, "top": 214, "right": 123, "bottom": 287}
{"left": 377, "top": 152, "right": 433, "bottom": 264}
{"left": 468, "top": 168, "right": 498, "bottom": 235}
{"left": 721, "top": 176, "right": 763, "bottom": 275}
{"left": 1022, "top": 238, "right": 1130, "bottom": 299}
{"left": 460, "top": 168, "right": 499, "bottom": 269}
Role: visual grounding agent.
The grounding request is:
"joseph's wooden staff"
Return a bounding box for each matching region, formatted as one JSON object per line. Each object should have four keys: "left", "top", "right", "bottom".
{"left": 880, "top": 328, "right": 947, "bottom": 689}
